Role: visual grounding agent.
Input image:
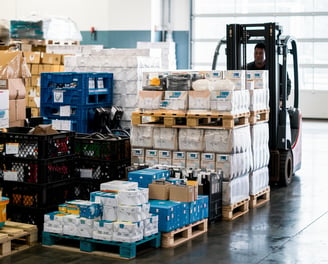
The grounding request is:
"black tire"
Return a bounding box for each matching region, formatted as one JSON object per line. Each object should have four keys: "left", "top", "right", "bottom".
{"left": 280, "top": 150, "right": 293, "bottom": 186}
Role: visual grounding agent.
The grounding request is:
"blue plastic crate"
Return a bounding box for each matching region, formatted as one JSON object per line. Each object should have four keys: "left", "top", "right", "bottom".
{"left": 40, "top": 72, "right": 113, "bottom": 106}
{"left": 128, "top": 169, "right": 170, "bottom": 188}
{"left": 42, "top": 105, "right": 111, "bottom": 133}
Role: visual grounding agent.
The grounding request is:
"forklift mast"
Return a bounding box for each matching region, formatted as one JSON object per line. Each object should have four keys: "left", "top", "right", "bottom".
{"left": 213, "top": 22, "right": 302, "bottom": 185}
{"left": 226, "top": 23, "right": 281, "bottom": 150}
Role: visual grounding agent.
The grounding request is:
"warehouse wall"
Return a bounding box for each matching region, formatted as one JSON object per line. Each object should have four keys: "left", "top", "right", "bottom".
{"left": 0, "top": 0, "right": 190, "bottom": 69}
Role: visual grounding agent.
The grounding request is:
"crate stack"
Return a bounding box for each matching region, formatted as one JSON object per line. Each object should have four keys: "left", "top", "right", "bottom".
{"left": 24, "top": 51, "right": 65, "bottom": 117}
{"left": 0, "top": 126, "right": 76, "bottom": 233}
{"left": 73, "top": 133, "right": 131, "bottom": 200}
{"left": 40, "top": 72, "right": 113, "bottom": 133}
{"left": 247, "top": 71, "right": 271, "bottom": 208}
{"left": 63, "top": 48, "right": 162, "bottom": 129}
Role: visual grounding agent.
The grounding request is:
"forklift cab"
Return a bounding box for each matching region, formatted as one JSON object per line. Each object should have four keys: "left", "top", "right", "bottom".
{"left": 212, "top": 23, "right": 302, "bottom": 186}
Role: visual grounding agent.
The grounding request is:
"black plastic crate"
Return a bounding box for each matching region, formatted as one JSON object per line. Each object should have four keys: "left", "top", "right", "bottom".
{"left": 7, "top": 205, "right": 58, "bottom": 241}
{"left": 74, "top": 133, "right": 131, "bottom": 161}
{"left": 0, "top": 127, "right": 75, "bottom": 159}
{"left": 2, "top": 180, "right": 75, "bottom": 209}
{"left": 201, "top": 171, "right": 223, "bottom": 223}
{"left": 75, "top": 158, "right": 129, "bottom": 181}
{"left": 0, "top": 155, "right": 76, "bottom": 184}
{"left": 72, "top": 179, "right": 103, "bottom": 200}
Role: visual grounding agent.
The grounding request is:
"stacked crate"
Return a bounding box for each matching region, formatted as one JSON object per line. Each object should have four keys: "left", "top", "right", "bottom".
{"left": 24, "top": 51, "right": 65, "bottom": 117}
{"left": 63, "top": 48, "right": 161, "bottom": 129}
{"left": 40, "top": 72, "right": 113, "bottom": 133}
{"left": 0, "top": 127, "right": 76, "bottom": 233}
{"left": 73, "top": 133, "right": 131, "bottom": 200}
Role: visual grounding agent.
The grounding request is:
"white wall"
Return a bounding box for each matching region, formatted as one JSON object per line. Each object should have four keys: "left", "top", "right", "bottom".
{"left": 0, "top": 0, "right": 155, "bottom": 30}
{"left": 300, "top": 90, "right": 328, "bottom": 119}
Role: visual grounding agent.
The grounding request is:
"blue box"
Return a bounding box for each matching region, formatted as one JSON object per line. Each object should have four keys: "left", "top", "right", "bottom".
{"left": 149, "top": 200, "right": 181, "bottom": 232}
{"left": 189, "top": 200, "right": 201, "bottom": 223}
{"left": 179, "top": 202, "right": 190, "bottom": 227}
{"left": 128, "top": 169, "right": 170, "bottom": 188}
{"left": 197, "top": 195, "right": 209, "bottom": 219}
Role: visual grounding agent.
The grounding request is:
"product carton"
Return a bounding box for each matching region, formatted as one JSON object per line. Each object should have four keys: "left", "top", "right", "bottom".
{"left": 149, "top": 180, "right": 171, "bottom": 200}
{"left": 169, "top": 184, "right": 195, "bottom": 202}
{"left": 0, "top": 51, "right": 31, "bottom": 79}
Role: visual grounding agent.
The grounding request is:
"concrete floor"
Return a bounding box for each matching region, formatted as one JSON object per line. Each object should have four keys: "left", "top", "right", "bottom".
{"left": 0, "top": 119, "right": 327, "bottom": 264}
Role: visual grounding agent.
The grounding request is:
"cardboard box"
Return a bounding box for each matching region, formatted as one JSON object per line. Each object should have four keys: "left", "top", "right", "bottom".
{"left": 41, "top": 53, "right": 62, "bottom": 65}
{"left": 30, "top": 107, "right": 40, "bottom": 117}
{"left": 149, "top": 181, "right": 171, "bottom": 200}
{"left": 0, "top": 50, "right": 31, "bottom": 79}
{"left": 159, "top": 150, "right": 172, "bottom": 165}
{"left": 201, "top": 153, "right": 215, "bottom": 170}
{"left": 145, "top": 149, "right": 159, "bottom": 166}
{"left": 131, "top": 148, "right": 145, "bottom": 164}
{"left": 186, "top": 152, "right": 200, "bottom": 170}
{"left": 31, "top": 64, "right": 39, "bottom": 75}
{"left": 24, "top": 51, "right": 41, "bottom": 64}
{"left": 169, "top": 185, "right": 195, "bottom": 202}
{"left": 172, "top": 151, "right": 186, "bottom": 167}
{"left": 0, "top": 79, "right": 26, "bottom": 100}
{"left": 9, "top": 98, "right": 26, "bottom": 122}
{"left": 27, "top": 96, "right": 40, "bottom": 108}
{"left": 31, "top": 76, "right": 40, "bottom": 87}
{"left": 188, "top": 90, "right": 211, "bottom": 110}
{"left": 137, "top": 90, "right": 163, "bottom": 109}
{"left": 9, "top": 120, "right": 24, "bottom": 127}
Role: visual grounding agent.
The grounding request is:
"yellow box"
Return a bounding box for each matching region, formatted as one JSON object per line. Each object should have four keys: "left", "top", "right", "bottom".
{"left": 66, "top": 204, "right": 80, "bottom": 215}
{"left": 41, "top": 53, "right": 61, "bottom": 65}
{"left": 24, "top": 51, "right": 41, "bottom": 64}
{"left": 58, "top": 204, "right": 68, "bottom": 213}
{"left": 31, "top": 64, "right": 39, "bottom": 75}
{"left": 31, "top": 107, "right": 40, "bottom": 117}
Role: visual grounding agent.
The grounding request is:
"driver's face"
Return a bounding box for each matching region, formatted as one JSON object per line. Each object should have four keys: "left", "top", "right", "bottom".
{"left": 254, "top": 48, "right": 265, "bottom": 64}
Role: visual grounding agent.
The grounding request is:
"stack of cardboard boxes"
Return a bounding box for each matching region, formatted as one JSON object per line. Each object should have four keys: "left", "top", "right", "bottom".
{"left": 0, "top": 50, "right": 31, "bottom": 128}
{"left": 24, "top": 51, "right": 65, "bottom": 117}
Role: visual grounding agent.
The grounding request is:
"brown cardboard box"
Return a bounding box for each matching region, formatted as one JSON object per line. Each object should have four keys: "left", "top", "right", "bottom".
{"left": 31, "top": 64, "right": 39, "bottom": 75}
{"left": 31, "top": 76, "right": 40, "bottom": 87}
{"left": 149, "top": 181, "right": 171, "bottom": 200}
{"left": 0, "top": 79, "right": 26, "bottom": 100}
{"left": 27, "top": 96, "right": 40, "bottom": 108}
{"left": 0, "top": 51, "right": 31, "bottom": 79}
{"left": 30, "top": 107, "right": 40, "bottom": 117}
{"left": 41, "top": 53, "right": 61, "bottom": 65}
{"left": 9, "top": 120, "right": 25, "bottom": 127}
{"left": 39, "top": 64, "right": 61, "bottom": 73}
{"left": 169, "top": 185, "right": 195, "bottom": 202}
{"left": 24, "top": 51, "right": 41, "bottom": 64}
{"left": 9, "top": 98, "right": 26, "bottom": 122}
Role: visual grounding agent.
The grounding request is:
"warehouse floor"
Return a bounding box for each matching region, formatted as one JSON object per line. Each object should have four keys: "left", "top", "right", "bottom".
{"left": 0, "top": 119, "right": 327, "bottom": 264}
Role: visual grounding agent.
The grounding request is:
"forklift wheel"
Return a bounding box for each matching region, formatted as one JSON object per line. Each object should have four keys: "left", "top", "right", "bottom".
{"left": 280, "top": 150, "right": 293, "bottom": 186}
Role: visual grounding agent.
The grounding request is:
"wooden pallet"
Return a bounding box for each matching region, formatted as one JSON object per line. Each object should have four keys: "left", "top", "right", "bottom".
{"left": 0, "top": 221, "right": 38, "bottom": 257}
{"left": 250, "top": 187, "right": 270, "bottom": 209}
{"left": 222, "top": 198, "right": 250, "bottom": 221}
{"left": 161, "top": 218, "right": 208, "bottom": 248}
{"left": 42, "top": 232, "right": 161, "bottom": 259}
{"left": 186, "top": 110, "right": 250, "bottom": 129}
{"left": 250, "top": 109, "right": 270, "bottom": 124}
{"left": 131, "top": 110, "right": 187, "bottom": 127}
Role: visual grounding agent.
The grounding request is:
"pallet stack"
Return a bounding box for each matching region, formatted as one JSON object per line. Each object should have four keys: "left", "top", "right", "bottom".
{"left": 130, "top": 69, "right": 270, "bottom": 221}
{"left": 42, "top": 180, "right": 161, "bottom": 259}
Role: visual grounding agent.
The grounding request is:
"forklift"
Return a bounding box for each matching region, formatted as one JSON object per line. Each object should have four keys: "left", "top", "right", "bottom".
{"left": 212, "top": 23, "right": 302, "bottom": 186}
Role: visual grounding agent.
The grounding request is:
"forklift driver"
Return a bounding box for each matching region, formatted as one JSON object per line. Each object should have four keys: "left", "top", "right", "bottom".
{"left": 247, "top": 43, "right": 291, "bottom": 103}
